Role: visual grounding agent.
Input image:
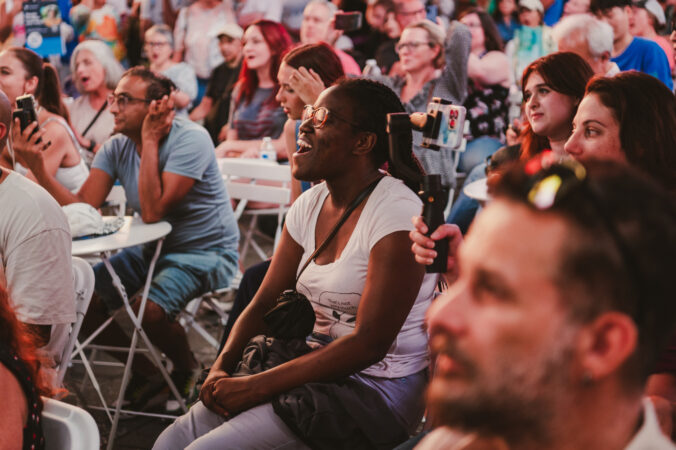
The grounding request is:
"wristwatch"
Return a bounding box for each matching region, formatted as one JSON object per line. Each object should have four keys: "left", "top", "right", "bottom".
{"left": 87, "top": 140, "right": 96, "bottom": 152}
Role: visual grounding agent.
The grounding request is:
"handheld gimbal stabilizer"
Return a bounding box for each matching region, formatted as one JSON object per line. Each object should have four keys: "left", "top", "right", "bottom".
{"left": 387, "top": 98, "right": 466, "bottom": 274}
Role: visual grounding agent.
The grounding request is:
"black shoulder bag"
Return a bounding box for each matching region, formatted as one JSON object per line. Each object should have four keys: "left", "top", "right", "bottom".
{"left": 263, "top": 177, "right": 383, "bottom": 339}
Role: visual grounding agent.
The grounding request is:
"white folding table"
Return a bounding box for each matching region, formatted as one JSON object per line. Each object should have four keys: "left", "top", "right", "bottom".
{"left": 71, "top": 216, "right": 183, "bottom": 450}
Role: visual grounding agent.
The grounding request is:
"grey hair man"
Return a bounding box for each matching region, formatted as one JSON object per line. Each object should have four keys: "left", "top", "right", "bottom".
{"left": 553, "top": 14, "right": 620, "bottom": 76}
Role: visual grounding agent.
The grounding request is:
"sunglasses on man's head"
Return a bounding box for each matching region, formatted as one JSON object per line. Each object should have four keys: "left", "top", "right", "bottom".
{"left": 521, "top": 153, "right": 644, "bottom": 320}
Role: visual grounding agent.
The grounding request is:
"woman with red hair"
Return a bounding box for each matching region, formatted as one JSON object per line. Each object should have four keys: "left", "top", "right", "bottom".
{"left": 0, "top": 283, "right": 52, "bottom": 449}
{"left": 215, "top": 20, "right": 292, "bottom": 159}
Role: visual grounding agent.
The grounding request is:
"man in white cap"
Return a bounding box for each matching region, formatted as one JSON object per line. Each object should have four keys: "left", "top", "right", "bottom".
{"left": 629, "top": 0, "right": 674, "bottom": 71}
{"left": 189, "top": 23, "right": 244, "bottom": 144}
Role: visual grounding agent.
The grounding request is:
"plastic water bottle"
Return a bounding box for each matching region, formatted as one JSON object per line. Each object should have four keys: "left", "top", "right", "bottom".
{"left": 260, "top": 137, "right": 277, "bottom": 162}
{"left": 362, "top": 59, "right": 382, "bottom": 77}
{"left": 508, "top": 84, "right": 522, "bottom": 124}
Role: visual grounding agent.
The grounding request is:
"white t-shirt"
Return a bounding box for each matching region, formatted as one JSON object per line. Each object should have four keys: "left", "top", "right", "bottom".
{"left": 0, "top": 172, "right": 75, "bottom": 324}
{"left": 286, "top": 176, "right": 436, "bottom": 379}
{"left": 0, "top": 172, "right": 76, "bottom": 367}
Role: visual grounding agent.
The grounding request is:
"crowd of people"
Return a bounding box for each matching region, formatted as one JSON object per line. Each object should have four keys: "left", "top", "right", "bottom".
{"left": 0, "top": 0, "right": 675, "bottom": 448}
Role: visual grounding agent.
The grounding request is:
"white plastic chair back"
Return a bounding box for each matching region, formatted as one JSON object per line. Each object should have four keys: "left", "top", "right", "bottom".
{"left": 56, "top": 257, "right": 95, "bottom": 385}
{"left": 219, "top": 158, "right": 291, "bottom": 261}
{"left": 105, "top": 184, "right": 127, "bottom": 217}
{"left": 42, "top": 397, "right": 99, "bottom": 450}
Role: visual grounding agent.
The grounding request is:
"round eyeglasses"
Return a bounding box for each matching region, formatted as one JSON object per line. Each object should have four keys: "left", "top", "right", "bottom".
{"left": 395, "top": 41, "right": 433, "bottom": 54}
{"left": 107, "top": 93, "right": 152, "bottom": 109}
{"left": 302, "top": 105, "right": 364, "bottom": 130}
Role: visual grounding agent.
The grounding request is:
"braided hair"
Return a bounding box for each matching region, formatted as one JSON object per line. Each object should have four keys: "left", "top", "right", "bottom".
{"left": 331, "top": 78, "right": 425, "bottom": 192}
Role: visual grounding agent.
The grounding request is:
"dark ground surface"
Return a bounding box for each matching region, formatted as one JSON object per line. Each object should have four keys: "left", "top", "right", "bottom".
{"left": 61, "top": 290, "right": 233, "bottom": 450}
{"left": 62, "top": 217, "right": 272, "bottom": 449}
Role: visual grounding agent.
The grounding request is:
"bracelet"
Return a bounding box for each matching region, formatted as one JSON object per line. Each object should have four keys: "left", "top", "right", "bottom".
{"left": 86, "top": 140, "right": 96, "bottom": 152}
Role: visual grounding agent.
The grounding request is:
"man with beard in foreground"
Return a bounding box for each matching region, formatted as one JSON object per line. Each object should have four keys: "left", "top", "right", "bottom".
{"left": 416, "top": 157, "right": 676, "bottom": 449}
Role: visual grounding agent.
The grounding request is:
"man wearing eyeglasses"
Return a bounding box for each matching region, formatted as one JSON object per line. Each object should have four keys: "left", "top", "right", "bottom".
{"left": 19, "top": 66, "right": 240, "bottom": 412}
{"left": 408, "top": 158, "right": 676, "bottom": 448}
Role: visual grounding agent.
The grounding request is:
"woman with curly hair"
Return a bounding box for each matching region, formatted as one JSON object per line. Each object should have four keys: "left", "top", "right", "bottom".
{"left": 0, "top": 283, "right": 52, "bottom": 449}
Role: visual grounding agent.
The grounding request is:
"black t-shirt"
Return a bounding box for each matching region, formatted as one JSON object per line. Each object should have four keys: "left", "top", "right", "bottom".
{"left": 204, "top": 61, "right": 242, "bottom": 144}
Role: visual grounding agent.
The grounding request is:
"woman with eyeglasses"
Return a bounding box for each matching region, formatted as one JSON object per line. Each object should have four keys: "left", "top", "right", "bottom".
{"left": 368, "top": 19, "right": 470, "bottom": 188}
{"left": 0, "top": 47, "right": 89, "bottom": 193}
{"left": 211, "top": 43, "right": 345, "bottom": 352}
{"left": 68, "top": 40, "right": 124, "bottom": 157}
{"left": 145, "top": 24, "right": 198, "bottom": 115}
{"left": 214, "top": 20, "right": 292, "bottom": 159}
{"left": 155, "top": 78, "right": 434, "bottom": 450}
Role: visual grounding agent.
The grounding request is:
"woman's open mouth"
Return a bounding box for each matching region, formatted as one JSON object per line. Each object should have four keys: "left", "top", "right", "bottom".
{"left": 296, "top": 136, "right": 312, "bottom": 154}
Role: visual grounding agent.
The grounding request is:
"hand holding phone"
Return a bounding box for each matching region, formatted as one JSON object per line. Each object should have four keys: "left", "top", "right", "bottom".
{"left": 334, "top": 11, "right": 363, "bottom": 31}
{"left": 12, "top": 94, "right": 41, "bottom": 140}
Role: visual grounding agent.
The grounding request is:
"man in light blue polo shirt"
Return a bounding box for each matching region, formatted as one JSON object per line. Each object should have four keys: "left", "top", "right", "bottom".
{"left": 23, "top": 67, "right": 239, "bottom": 410}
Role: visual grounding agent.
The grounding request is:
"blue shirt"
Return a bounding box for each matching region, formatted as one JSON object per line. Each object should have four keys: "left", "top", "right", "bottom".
{"left": 612, "top": 37, "right": 673, "bottom": 90}
{"left": 92, "top": 117, "right": 239, "bottom": 252}
{"left": 497, "top": 18, "right": 520, "bottom": 43}
{"left": 543, "top": 0, "right": 563, "bottom": 26}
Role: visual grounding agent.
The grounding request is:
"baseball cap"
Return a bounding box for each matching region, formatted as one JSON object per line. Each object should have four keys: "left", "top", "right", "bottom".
{"left": 213, "top": 23, "right": 244, "bottom": 40}
{"left": 632, "top": 0, "right": 666, "bottom": 27}
{"left": 519, "top": 0, "right": 545, "bottom": 12}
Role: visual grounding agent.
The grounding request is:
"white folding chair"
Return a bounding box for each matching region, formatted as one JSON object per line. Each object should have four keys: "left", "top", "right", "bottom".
{"left": 58, "top": 257, "right": 111, "bottom": 422}
{"left": 219, "top": 158, "right": 292, "bottom": 262}
{"left": 56, "top": 257, "right": 95, "bottom": 386}
{"left": 42, "top": 397, "right": 100, "bottom": 450}
{"left": 177, "top": 160, "right": 290, "bottom": 349}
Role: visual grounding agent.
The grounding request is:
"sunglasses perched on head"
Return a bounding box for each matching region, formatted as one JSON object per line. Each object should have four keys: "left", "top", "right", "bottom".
{"left": 522, "top": 153, "right": 644, "bottom": 319}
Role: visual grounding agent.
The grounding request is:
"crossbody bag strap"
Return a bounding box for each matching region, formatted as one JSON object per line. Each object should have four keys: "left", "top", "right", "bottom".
{"left": 295, "top": 176, "right": 383, "bottom": 282}
{"left": 81, "top": 100, "right": 108, "bottom": 138}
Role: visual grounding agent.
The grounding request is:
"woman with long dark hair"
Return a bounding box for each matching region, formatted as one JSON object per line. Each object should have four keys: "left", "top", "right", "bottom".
{"left": 0, "top": 47, "right": 89, "bottom": 192}
{"left": 565, "top": 71, "right": 676, "bottom": 191}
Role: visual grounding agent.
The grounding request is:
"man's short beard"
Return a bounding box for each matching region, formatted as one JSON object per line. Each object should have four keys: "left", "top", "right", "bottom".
{"left": 426, "top": 335, "right": 577, "bottom": 445}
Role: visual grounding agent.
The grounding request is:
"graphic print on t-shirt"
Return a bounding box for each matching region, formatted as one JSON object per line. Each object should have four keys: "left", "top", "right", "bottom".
{"left": 298, "top": 281, "right": 360, "bottom": 339}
